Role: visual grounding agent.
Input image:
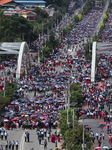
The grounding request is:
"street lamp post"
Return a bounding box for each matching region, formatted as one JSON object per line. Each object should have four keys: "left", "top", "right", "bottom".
{"left": 82, "top": 119, "right": 84, "bottom": 150}
{"left": 73, "top": 108, "right": 74, "bottom": 128}
{"left": 66, "top": 79, "right": 71, "bottom": 124}
{"left": 4, "top": 75, "right": 5, "bottom": 96}
{"left": 70, "top": 102, "right": 77, "bottom": 128}
{"left": 3, "top": 70, "right": 6, "bottom": 97}
{"left": 38, "top": 34, "right": 40, "bottom": 64}
{"left": 79, "top": 114, "right": 87, "bottom": 150}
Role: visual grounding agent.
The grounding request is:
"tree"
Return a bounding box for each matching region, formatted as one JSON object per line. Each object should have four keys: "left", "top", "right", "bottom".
{"left": 103, "top": 13, "right": 108, "bottom": 20}
{"left": 78, "top": 14, "right": 82, "bottom": 21}
{"left": 70, "top": 83, "right": 83, "bottom": 104}
{"left": 0, "top": 12, "right": 35, "bottom": 43}
{"left": 42, "top": 46, "right": 52, "bottom": 58}
{"left": 48, "top": 31, "right": 59, "bottom": 49}
{"left": 64, "top": 126, "right": 92, "bottom": 150}
{"left": 0, "top": 82, "right": 17, "bottom": 111}
{"left": 34, "top": 6, "right": 49, "bottom": 23}
{"left": 44, "top": 0, "right": 70, "bottom": 7}
{"left": 59, "top": 109, "right": 93, "bottom": 150}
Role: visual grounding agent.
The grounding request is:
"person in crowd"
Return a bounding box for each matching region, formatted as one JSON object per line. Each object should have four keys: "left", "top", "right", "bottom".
{"left": 15, "top": 140, "right": 19, "bottom": 150}
{"left": 0, "top": 131, "right": 4, "bottom": 140}
{"left": 47, "top": 132, "right": 50, "bottom": 142}
{"left": 44, "top": 139, "right": 47, "bottom": 149}
{"left": 24, "top": 132, "right": 27, "bottom": 142}
{"left": 4, "top": 131, "right": 8, "bottom": 140}
{"left": 0, "top": 145, "right": 3, "bottom": 150}
{"left": 5, "top": 141, "right": 8, "bottom": 150}
{"left": 95, "top": 132, "right": 99, "bottom": 141}
{"left": 11, "top": 140, "right": 15, "bottom": 150}
{"left": 8, "top": 141, "right": 11, "bottom": 150}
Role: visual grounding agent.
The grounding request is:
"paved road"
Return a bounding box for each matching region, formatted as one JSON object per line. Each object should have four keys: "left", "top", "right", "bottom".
{"left": 0, "top": 127, "right": 57, "bottom": 150}
{"left": 81, "top": 102, "right": 112, "bottom": 150}
{"left": 79, "top": 118, "right": 112, "bottom": 149}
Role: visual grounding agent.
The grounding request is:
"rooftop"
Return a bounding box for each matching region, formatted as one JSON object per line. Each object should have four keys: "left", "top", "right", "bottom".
{"left": 0, "top": 0, "right": 12, "bottom": 5}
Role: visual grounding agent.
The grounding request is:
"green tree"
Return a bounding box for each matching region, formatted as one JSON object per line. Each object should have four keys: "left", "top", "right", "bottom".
{"left": 59, "top": 109, "right": 74, "bottom": 138}
{"left": 43, "top": 46, "right": 52, "bottom": 58}
{"left": 59, "top": 109, "right": 93, "bottom": 150}
{"left": 0, "top": 11, "right": 36, "bottom": 43}
{"left": 70, "top": 83, "right": 83, "bottom": 104}
{"left": 64, "top": 127, "right": 92, "bottom": 150}
{"left": 78, "top": 14, "right": 82, "bottom": 20}
{"left": 48, "top": 31, "right": 59, "bottom": 49}
{"left": 0, "top": 82, "right": 17, "bottom": 111}
{"left": 34, "top": 6, "right": 49, "bottom": 23}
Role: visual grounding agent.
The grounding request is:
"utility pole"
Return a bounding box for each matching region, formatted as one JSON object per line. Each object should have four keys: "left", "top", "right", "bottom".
{"left": 67, "top": 79, "right": 70, "bottom": 124}
{"left": 80, "top": 114, "right": 87, "bottom": 150}
{"left": 4, "top": 72, "right": 5, "bottom": 96}
{"left": 82, "top": 119, "right": 84, "bottom": 150}
{"left": 47, "top": 19, "right": 49, "bottom": 41}
{"left": 38, "top": 34, "right": 40, "bottom": 64}
{"left": 73, "top": 108, "right": 74, "bottom": 128}
{"left": 42, "top": 22, "right": 44, "bottom": 58}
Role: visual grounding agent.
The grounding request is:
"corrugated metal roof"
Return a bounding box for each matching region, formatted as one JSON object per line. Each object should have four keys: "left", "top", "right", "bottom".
{"left": 15, "top": 0, "right": 46, "bottom": 4}
{"left": 0, "top": 0, "right": 12, "bottom": 5}
{"left": 0, "top": 0, "right": 46, "bottom": 6}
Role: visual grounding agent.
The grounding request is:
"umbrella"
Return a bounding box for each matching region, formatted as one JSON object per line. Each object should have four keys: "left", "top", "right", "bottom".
{"left": 40, "top": 116, "right": 45, "bottom": 120}
{"left": 85, "top": 125, "right": 91, "bottom": 128}
{"left": 24, "top": 131, "right": 29, "bottom": 133}
{"left": 5, "top": 114, "right": 10, "bottom": 118}
{"left": 103, "top": 146, "right": 109, "bottom": 149}
{"left": 14, "top": 102, "right": 19, "bottom": 104}
{"left": 35, "top": 100, "right": 45, "bottom": 104}
{"left": 8, "top": 105, "right": 12, "bottom": 108}
{"left": 98, "top": 124, "right": 106, "bottom": 129}
{"left": 4, "top": 119, "right": 9, "bottom": 122}
{"left": 26, "top": 112, "right": 32, "bottom": 115}
{"left": 30, "top": 110, "right": 35, "bottom": 112}
{"left": 53, "top": 99, "right": 58, "bottom": 102}
{"left": 94, "top": 147, "right": 101, "bottom": 150}
{"left": 9, "top": 116, "right": 14, "bottom": 119}
{"left": 12, "top": 117, "right": 19, "bottom": 121}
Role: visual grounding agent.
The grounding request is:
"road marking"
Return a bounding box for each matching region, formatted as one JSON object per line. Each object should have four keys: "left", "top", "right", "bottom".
{"left": 19, "top": 132, "right": 24, "bottom": 150}
{"left": 40, "top": 144, "right": 43, "bottom": 150}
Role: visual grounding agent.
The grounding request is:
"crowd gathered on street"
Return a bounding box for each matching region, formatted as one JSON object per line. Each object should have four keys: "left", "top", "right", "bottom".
{"left": 0, "top": 3, "right": 111, "bottom": 150}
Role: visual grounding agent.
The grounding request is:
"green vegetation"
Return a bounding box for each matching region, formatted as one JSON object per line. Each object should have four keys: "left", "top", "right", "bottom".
{"left": 81, "top": 0, "right": 95, "bottom": 15}
{"left": 0, "top": 11, "right": 36, "bottom": 42}
{"left": 84, "top": 41, "right": 92, "bottom": 61}
{"left": 78, "top": 14, "right": 82, "bottom": 20}
{"left": 58, "top": 82, "right": 92, "bottom": 150}
{"left": 59, "top": 109, "right": 93, "bottom": 150}
{"left": 44, "top": 0, "right": 70, "bottom": 9}
{"left": 70, "top": 83, "right": 83, "bottom": 104}
{"left": 0, "top": 82, "right": 17, "bottom": 111}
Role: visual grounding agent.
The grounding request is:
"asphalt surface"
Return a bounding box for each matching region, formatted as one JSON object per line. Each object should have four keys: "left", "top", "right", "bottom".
{"left": 80, "top": 104, "right": 112, "bottom": 150}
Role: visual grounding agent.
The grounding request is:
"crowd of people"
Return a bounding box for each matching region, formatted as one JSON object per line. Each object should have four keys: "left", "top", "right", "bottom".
{"left": 0, "top": 3, "right": 111, "bottom": 150}
{"left": 101, "top": 8, "right": 112, "bottom": 43}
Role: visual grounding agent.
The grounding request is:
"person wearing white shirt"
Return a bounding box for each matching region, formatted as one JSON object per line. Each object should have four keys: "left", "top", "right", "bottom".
{"left": 15, "top": 141, "right": 19, "bottom": 150}
{"left": 11, "top": 140, "right": 15, "bottom": 150}
{"left": 102, "top": 131, "right": 105, "bottom": 140}
{"left": 5, "top": 141, "right": 8, "bottom": 150}
{"left": 0, "top": 131, "right": 3, "bottom": 140}
{"left": 0, "top": 145, "right": 3, "bottom": 150}
{"left": 95, "top": 132, "right": 99, "bottom": 140}
{"left": 4, "top": 131, "right": 8, "bottom": 140}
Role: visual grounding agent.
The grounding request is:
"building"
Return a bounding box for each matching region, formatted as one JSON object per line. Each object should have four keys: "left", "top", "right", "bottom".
{"left": 20, "top": 10, "right": 36, "bottom": 21}
{"left": 0, "top": 0, "right": 22, "bottom": 8}
{"left": 0, "top": 0, "right": 46, "bottom": 8}
{"left": 15, "top": 0, "right": 46, "bottom": 7}
{"left": 4, "top": 9, "right": 36, "bottom": 21}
